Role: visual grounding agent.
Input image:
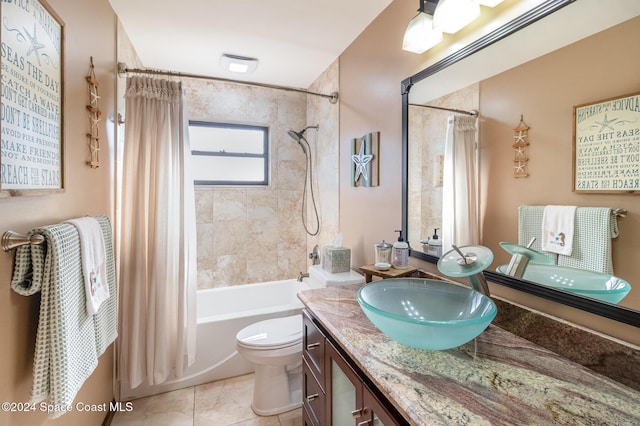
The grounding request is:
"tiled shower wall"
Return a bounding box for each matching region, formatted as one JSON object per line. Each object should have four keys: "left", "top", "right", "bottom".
{"left": 189, "top": 60, "right": 340, "bottom": 289}
{"left": 305, "top": 61, "right": 340, "bottom": 263}
{"left": 407, "top": 83, "right": 479, "bottom": 248}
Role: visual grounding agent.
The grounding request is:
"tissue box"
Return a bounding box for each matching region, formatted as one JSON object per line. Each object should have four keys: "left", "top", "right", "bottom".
{"left": 322, "top": 246, "right": 351, "bottom": 273}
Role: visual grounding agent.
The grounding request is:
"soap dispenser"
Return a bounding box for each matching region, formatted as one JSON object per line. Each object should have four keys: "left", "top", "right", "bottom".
{"left": 391, "top": 230, "right": 409, "bottom": 269}
{"left": 427, "top": 228, "right": 442, "bottom": 257}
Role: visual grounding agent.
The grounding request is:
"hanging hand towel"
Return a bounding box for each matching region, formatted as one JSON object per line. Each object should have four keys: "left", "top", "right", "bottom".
{"left": 10, "top": 224, "right": 99, "bottom": 418}
{"left": 541, "top": 205, "right": 577, "bottom": 256}
{"left": 65, "top": 217, "right": 110, "bottom": 315}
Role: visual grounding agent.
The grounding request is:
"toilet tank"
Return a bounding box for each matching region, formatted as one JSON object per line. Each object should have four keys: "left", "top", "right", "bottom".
{"left": 307, "top": 264, "right": 364, "bottom": 288}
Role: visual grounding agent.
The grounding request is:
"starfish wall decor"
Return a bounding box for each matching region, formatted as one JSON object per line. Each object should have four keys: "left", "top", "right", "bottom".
{"left": 351, "top": 132, "right": 380, "bottom": 187}
{"left": 86, "top": 57, "right": 102, "bottom": 168}
{"left": 512, "top": 115, "right": 530, "bottom": 178}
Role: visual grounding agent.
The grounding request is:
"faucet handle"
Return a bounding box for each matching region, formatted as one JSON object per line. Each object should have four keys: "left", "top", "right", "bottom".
{"left": 308, "top": 244, "right": 320, "bottom": 265}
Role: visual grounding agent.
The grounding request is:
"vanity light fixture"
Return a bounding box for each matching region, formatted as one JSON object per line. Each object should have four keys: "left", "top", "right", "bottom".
{"left": 220, "top": 54, "right": 259, "bottom": 74}
{"left": 433, "top": 0, "right": 480, "bottom": 34}
{"left": 402, "top": 0, "right": 443, "bottom": 54}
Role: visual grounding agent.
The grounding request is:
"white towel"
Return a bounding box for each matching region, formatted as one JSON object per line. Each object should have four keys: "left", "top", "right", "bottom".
{"left": 541, "top": 205, "right": 577, "bottom": 256}
{"left": 66, "top": 217, "right": 110, "bottom": 315}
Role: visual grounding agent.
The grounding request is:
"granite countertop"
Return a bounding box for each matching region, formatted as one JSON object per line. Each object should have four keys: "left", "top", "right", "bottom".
{"left": 298, "top": 284, "right": 640, "bottom": 426}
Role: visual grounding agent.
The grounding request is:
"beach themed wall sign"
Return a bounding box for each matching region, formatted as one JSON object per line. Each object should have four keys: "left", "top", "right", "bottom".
{"left": 351, "top": 132, "right": 380, "bottom": 187}
{"left": 573, "top": 92, "right": 640, "bottom": 193}
{"left": 0, "top": 0, "right": 64, "bottom": 195}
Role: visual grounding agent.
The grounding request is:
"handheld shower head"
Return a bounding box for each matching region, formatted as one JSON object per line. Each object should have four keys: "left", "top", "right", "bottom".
{"left": 287, "top": 130, "right": 303, "bottom": 142}
{"left": 287, "top": 125, "right": 319, "bottom": 142}
{"left": 287, "top": 125, "right": 318, "bottom": 154}
{"left": 286, "top": 125, "right": 321, "bottom": 236}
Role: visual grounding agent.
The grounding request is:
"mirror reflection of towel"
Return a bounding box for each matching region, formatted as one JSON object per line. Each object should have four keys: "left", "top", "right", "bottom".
{"left": 541, "top": 205, "right": 577, "bottom": 256}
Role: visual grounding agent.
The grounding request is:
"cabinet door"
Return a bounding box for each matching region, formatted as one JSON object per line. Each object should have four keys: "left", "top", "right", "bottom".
{"left": 361, "top": 386, "right": 401, "bottom": 426}
{"left": 303, "top": 405, "right": 315, "bottom": 426}
{"left": 303, "top": 310, "right": 326, "bottom": 390}
{"left": 303, "top": 358, "right": 325, "bottom": 426}
{"left": 326, "top": 342, "right": 363, "bottom": 426}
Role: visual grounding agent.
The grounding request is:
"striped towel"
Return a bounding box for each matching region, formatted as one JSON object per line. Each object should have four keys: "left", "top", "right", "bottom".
{"left": 10, "top": 215, "right": 117, "bottom": 418}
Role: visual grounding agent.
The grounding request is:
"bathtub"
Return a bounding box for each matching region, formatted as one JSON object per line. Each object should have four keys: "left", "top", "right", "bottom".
{"left": 120, "top": 278, "right": 312, "bottom": 400}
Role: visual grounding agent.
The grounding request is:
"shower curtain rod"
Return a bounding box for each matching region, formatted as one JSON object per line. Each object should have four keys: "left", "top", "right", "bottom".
{"left": 118, "top": 62, "right": 339, "bottom": 104}
{"left": 409, "top": 103, "right": 478, "bottom": 116}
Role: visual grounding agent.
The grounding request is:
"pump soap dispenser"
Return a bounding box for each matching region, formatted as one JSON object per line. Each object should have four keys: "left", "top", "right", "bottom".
{"left": 391, "top": 230, "right": 409, "bottom": 269}
{"left": 427, "top": 228, "right": 442, "bottom": 257}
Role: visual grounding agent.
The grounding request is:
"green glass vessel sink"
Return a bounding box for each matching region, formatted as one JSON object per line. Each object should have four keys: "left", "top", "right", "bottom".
{"left": 496, "top": 264, "right": 631, "bottom": 304}
{"left": 357, "top": 279, "right": 497, "bottom": 350}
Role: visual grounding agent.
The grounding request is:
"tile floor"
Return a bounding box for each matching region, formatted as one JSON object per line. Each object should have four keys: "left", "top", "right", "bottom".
{"left": 111, "top": 373, "right": 302, "bottom": 426}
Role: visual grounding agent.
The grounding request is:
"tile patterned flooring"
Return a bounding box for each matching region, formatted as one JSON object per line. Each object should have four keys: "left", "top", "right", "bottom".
{"left": 111, "top": 373, "right": 302, "bottom": 426}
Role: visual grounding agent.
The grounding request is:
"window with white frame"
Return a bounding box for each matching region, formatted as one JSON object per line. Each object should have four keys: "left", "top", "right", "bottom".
{"left": 189, "top": 121, "right": 269, "bottom": 185}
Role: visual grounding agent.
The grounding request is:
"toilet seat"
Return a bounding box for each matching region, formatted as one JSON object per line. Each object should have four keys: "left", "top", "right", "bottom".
{"left": 236, "top": 315, "right": 302, "bottom": 350}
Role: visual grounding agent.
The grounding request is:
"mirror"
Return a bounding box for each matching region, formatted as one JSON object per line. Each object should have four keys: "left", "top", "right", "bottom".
{"left": 402, "top": 0, "right": 640, "bottom": 327}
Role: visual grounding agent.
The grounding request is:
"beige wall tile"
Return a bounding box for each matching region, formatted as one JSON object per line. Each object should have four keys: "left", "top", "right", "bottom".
{"left": 188, "top": 60, "right": 338, "bottom": 288}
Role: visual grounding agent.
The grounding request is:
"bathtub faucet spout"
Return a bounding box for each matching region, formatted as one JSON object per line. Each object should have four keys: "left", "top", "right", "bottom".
{"left": 297, "top": 272, "right": 309, "bottom": 282}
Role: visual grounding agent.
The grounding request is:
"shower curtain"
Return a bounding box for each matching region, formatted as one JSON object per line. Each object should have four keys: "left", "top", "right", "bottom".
{"left": 442, "top": 114, "right": 479, "bottom": 254}
{"left": 118, "top": 76, "right": 197, "bottom": 388}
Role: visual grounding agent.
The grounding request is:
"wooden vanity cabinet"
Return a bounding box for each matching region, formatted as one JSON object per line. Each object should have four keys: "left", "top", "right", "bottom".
{"left": 302, "top": 309, "right": 404, "bottom": 426}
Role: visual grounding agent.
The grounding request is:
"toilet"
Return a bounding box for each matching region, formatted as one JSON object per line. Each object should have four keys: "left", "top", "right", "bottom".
{"left": 236, "top": 265, "right": 364, "bottom": 416}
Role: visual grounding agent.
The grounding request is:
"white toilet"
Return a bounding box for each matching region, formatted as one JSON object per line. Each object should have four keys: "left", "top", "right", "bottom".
{"left": 236, "top": 265, "right": 364, "bottom": 416}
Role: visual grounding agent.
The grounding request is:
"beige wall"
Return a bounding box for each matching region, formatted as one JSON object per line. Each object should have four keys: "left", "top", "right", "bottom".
{"left": 339, "top": 0, "right": 425, "bottom": 265}
{"left": 480, "top": 16, "right": 640, "bottom": 344}
{"left": 339, "top": 1, "right": 640, "bottom": 345}
{"left": 0, "top": 0, "right": 117, "bottom": 425}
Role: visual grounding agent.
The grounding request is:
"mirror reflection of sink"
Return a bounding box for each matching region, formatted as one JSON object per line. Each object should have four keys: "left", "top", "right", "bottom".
{"left": 356, "top": 279, "right": 497, "bottom": 350}
{"left": 496, "top": 264, "right": 631, "bottom": 304}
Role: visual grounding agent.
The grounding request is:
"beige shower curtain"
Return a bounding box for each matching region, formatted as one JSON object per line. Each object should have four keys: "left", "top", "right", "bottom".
{"left": 118, "top": 76, "right": 197, "bottom": 388}
{"left": 442, "top": 114, "right": 480, "bottom": 254}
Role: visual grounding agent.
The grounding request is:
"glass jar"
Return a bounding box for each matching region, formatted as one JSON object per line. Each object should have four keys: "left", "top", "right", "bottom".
{"left": 374, "top": 240, "right": 392, "bottom": 265}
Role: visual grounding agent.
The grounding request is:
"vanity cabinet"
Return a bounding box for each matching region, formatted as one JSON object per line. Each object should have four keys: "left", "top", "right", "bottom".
{"left": 302, "top": 309, "right": 404, "bottom": 426}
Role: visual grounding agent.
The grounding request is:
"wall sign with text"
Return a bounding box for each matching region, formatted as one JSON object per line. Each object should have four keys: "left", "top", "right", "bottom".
{"left": 1, "top": 0, "right": 64, "bottom": 194}
{"left": 573, "top": 92, "right": 640, "bottom": 193}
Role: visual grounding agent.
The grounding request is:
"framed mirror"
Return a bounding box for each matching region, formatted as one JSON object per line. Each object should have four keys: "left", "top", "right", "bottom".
{"left": 402, "top": 0, "right": 640, "bottom": 327}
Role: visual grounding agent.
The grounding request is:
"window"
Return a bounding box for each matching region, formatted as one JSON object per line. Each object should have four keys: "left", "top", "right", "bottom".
{"left": 189, "top": 121, "right": 269, "bottom": 185}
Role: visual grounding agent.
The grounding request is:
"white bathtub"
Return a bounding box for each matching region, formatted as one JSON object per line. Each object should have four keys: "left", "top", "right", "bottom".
{"left": 120, "top": 278, "right": 312, "bottom": 400}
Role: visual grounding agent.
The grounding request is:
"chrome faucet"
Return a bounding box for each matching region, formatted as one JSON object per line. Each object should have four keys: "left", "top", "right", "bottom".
{"left": 299, "top": 245, "right": 320, "bottom": 282}
{"left": 437, "top": 244, "right": 493, "bottom": 297}
{"left": 451, "top": 245, "right": 491, "bottom": 297}
{"left": 502, "top": 237, "right": 545, "bottom": 279}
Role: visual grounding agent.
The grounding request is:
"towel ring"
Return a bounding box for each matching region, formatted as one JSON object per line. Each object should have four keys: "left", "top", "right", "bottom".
{"left": 2, "top": 231, "right": 45, "bottom": 252}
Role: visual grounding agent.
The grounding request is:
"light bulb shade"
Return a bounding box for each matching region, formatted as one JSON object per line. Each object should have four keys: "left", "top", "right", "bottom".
{"left": 433, "top": 0, "right": 480, "bottom": 34}
{"left": 402, "top": 12, "right": 443, "bottom": 54}
{"left": 477, "top": 0, "right": 504, "bottom": 6}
